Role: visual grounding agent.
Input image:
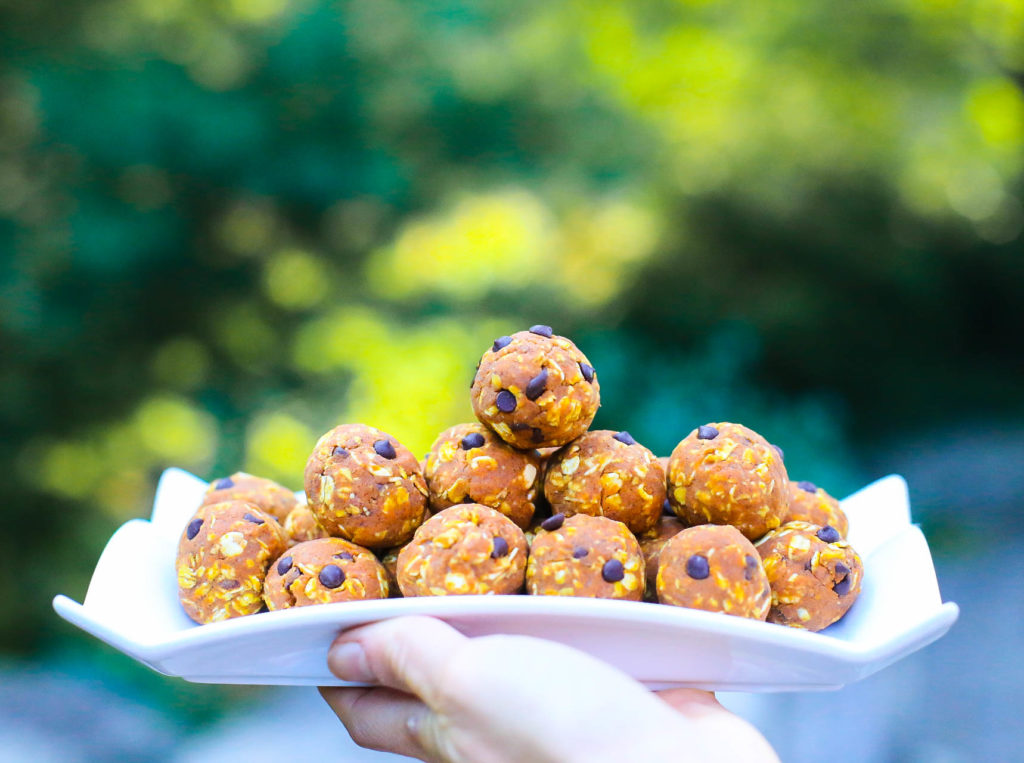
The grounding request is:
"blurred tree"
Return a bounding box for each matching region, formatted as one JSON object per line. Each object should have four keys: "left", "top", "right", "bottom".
{"left": 0, "top": 0, "right": 1021, "bottom": 671}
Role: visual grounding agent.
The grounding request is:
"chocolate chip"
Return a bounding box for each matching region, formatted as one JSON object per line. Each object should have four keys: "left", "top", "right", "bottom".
{"left": 496, "top": 389, "right": 517, "bottom": 412}
{"left": 772, "top": 444, "right": 784, "bottom": 461}
{"left": 833, "top": 576, "right": 853, "bottom": 596}
{"left": 817, "top": 526, "right": 841, "bottom": 543}
{"left": 744, "top": 555, "right": 759, "bottom": 581}
{"left": 612, "top": 431, "right": 636, "bottom": 446}
{"left": 529, "top": 324, "right": 553, "bottom": 338}
{"left": 540, "top": 513, "right": 565, "bottom": 531}
{"left": 373, "top": 439, "right": 397, "bottom": 459}
{"left": 277, "top": 556, "right": 293, "bottom": 576}
{"left": 243, "top": 512, "right": 265, "bottom": 525}
{"left": 491, "top": 537, "right": 509, "bottom": 558}
{"left": 219, "top": 579, "right": 240, "bottom": 590}
{"left": 686, "top": 554, "right": 710, "bottom": 579}
{"left": 602, "top": 559, "right": 625, "bottom": 583}
{"left": 318, "top": 564, "right": 345, "bottom": 589}
{"left": 662, "top": 498, "right": 674, "bottom": 516}
{"left": 696, "top": 425, "right": 719, "bottom": 440}
{"left": 492, "top": 335, "right": 513, "bottom": 352}
{"left": 525, "top": 368, "right": 548, "bottom": 400}
{"left": 572, "top": 546, "right": 589, "bottom": 559}
{"left": 835, "top": 562, "right": 850, "bottom": 577}
{"left": 531, "top": 427, "right": 544, "bottom": 443}
{"left": 461, "top": 432, "right": 485, "bottom": 450}
{"left": 335, "top": 551, "right": 354, "bottom": 561}
{"left": 797, "top": 480, "right": 818, "bottom": 493}
{"left": 186, "top": 517, "right": 203, "bottom": 540}
{"left": 332, "top": 446, "right": 349, "bottom": 458}
{"left": 214, "top": 477, "right": 233, "bottom": 490}
{"left": 579, "top": 361, "right": 594, "bottom": 383}
{"left": 511, "top": 421, "right": 530, "bottom": 431}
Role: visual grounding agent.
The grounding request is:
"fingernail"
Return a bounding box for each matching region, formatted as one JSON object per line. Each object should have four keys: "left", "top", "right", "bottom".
{"left": 328, "top": 641, "right": 375, "bottom": 683}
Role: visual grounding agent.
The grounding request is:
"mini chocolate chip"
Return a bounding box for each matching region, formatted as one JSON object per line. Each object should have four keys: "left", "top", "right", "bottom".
{"left": 612, "top": 431, "right": 636, "bottom": 446}
{"left": 662, "top": 498, "right": 674, "bottom": 516}
{"left": 332, "top": 446, "right": 349, "bottom": 458}
{"left": 335, "top": 551, "right": 354, "bottom": 561}
{"left": 686, "top": 554, "right": 710, "bottom": 579}
{"left": 531, "top": 427, "right": 544, "bottom": 443}
{"left": 833, "top": 576, "right": 853, "bottom": 596}
{"left": 744, "top": 554, "right": 759, "bottom": 581}
{"left": 511, "top": 421, "right": 530, "bottom": 431}
{"left": 525, "top": 368, "right": 548, "bottom": 400}
{"left": 817, "top": 525, "right": 841, "bottom": 543}
{"left": 374, "top": 439, "right": 397, "bottom": 459}
{"left": 541, "top": 513, "right": 565, "bottom": 531}
{"left": 492, "top": 335, "right": 512, "bottom": 352}
{"left": 602, "top": 559, "right": 625, "bottom": 583}
{"left": 491, "top": 537, "right": 509, "bottom": 558}
{"left": 186, "top": 517, "right": 203, "bottom": 540}
{"left": 214, "top": 477, "right": 234, "bottom": 490}
{"left": 243, "top": 512, "right": 265, "bottom": 525}
{"left": 572, "top": 546, "right": 589, "bottom": 559}
{"left": 529, "top": 324, "right": 553, "bottom": 338}
{"left": 219, "top": 579, "right": 240, "bottom": 590}
{"left": 277, "top": 556, "right": 293, "bottom": 576}
{"left": 797, "top": 480, "right": 818, "bottom": 493}
{"left": 579, "top": 361, "right": 594, "bottom": 383}
{"left": 696, "top": 425, "right": 719, "bottom": 440}
{"left": 496, "top": 389, "right": 517, "bottom": 413}
{"left": 772, "top": 444, "right": 784, "bottom": 461}
{"left": 319, "top": 564, "right": 345, "bottom": 589}
{"left": 461, "top": 432, "right": 486, "bottom": 450}
{"left": 835, "top": 562, "right": 850, "bottom": 577}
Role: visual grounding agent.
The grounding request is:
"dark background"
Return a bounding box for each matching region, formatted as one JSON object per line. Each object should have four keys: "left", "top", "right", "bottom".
{"left": 2, "top": 1, "right": 1021, "bottom": 759}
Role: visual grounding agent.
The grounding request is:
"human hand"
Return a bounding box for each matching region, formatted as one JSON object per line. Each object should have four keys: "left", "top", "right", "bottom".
{"left": 319, "top": 615, "right": 778, "bottom": 762}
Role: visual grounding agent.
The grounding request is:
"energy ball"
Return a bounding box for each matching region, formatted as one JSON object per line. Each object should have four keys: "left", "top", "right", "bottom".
{"left": 305, "top": 424, "right": 429, "bottom": 549}
{"left": 756, "top": 521, "right": 863, "bottom": 631}
{"left": 526, "top": 513, "right": 645, "bottom": 601}
{"left": 176, "top": 500, "right": 288, "bottom": 624}
{"left": 544, "top": 430, "right": 665, "bottom": 536}
{"left": 657, "top": 524, "right": 771, "bottom": 620}
{"left": 264, "top": 538, "right": 389, "bottom": 609}
{"left": 667, "top": 422, "right": 789, "bottom": 540}
{"left": 282, "top": 504, "right": 328, "bottom": 546}
{"left": 425, "top": 423, "right": 543, "bottom": 529}
{"left": 471, "top": 327, "right": 600, "bottom": 449}
{"left": 784, "top": 480, "right": 850, "bottom": 539}
{"left": 396, "top": 504, "right": 527, "bottom": 596}
{"left": 638, "top": 515, "right": 687, "bottom": 602}
{"left": 200, "top": 472, "right": 299, "bottom": 523}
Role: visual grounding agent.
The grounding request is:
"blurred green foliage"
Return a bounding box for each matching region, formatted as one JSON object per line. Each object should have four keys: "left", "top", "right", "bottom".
{"left": 1, "top": 0, "right": 1022, "bottom": 670}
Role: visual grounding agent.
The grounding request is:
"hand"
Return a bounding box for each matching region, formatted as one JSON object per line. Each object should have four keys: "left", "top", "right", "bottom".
{"left": 319, "top": 615, "right": 778, "bottom": 762}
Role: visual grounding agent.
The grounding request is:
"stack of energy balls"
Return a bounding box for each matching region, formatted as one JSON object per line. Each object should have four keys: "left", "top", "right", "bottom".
{"left": 176, "top": 326, "right": 863, "bottom": 633}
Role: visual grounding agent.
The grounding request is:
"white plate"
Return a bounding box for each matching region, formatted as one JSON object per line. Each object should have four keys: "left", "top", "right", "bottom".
{"left": 53, "top": 469, "right": 958, "bottom": 692}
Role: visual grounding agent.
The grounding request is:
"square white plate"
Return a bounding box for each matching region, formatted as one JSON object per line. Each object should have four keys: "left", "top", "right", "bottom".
{"left": 53, "top": 469, "right": 958, "bottom": 692}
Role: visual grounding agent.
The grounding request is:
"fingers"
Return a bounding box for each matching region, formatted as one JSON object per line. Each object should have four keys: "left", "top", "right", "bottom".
{"left": 319, "top": 685, "right": 433, "bottom": 760}
{"left": 654, "top": 688, "right": 724, "bottom": 717}
{"left": 327, "top": 616, "right": 467, "bottom": 706}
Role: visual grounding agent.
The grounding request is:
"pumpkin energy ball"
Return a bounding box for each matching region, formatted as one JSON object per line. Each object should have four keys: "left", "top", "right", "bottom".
{"left": 425, "top": 423, "right": 542, "bottom": 528}
{"left": 470, "top": 326, "right": 600, "bottom": 449}
{"left": 638, "top": 515, "right": 687, "bottom": 602}
{"left": 396, "top": 504, "right": 527, "bottom": 596}
{"left": 544, "top": 430, "right": 665, "bottom": 536}
{"left": 667, "top": 422, "right": 789, "bottom": 540}
{"left": 176, "top": 500, "right": 288, "bottom": 624}
{"left": 526, "top": 513, "right": 644, "bottom": 601}
{"left": 305, "top": 424, "right": 429, "bottom": 549}
{"left": 657, "top": 524, "right": 771, "bottom": 620}
{"left": 264, "top": 537, "right": 389, "bottom": 609}
{"left": 784, "top": 480, "right": 850, "bottom": 539}
{"left": 756, "top": 521, "right": 863, "bottom": 631}
{"left": 200, "top": 472, "right": 299, "bottom": 523}
{"left": 282, "top": 503, "right": 328, "bottom": 546}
